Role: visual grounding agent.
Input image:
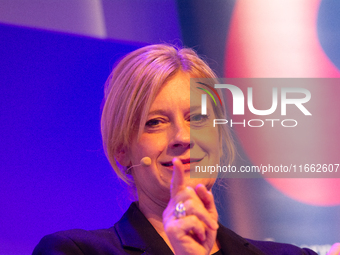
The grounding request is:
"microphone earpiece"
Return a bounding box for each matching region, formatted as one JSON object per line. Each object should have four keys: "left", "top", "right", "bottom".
{"left": 126, "top": 157, "right": 152, "bottom": 173}
{"left": 140, "top": 157, "right": 152, "bottom": 166}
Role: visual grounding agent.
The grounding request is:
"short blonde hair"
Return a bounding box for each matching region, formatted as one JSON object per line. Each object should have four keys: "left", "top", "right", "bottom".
{"left": 101, "top": 44, "right": 234, "bottom": 185}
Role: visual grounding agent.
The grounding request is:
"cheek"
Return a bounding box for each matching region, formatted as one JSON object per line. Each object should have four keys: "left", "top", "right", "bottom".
{"left": 134, "top": 134, "right": 168, "bottom": 160}
{"left": 195, "top": 127, "right": 220, "bottom": 145}
{"left": 193, "top": 127, "right": 221, "bottom": 158}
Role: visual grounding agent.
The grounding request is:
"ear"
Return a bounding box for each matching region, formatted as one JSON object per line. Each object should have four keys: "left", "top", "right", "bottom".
{"left": 115, "top": 148, "right": 131, "bottom": 167}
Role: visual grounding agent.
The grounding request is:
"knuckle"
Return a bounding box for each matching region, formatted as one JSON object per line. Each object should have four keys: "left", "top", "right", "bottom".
{"left": 186, "top": 214, "right": 199, "bottom": 225}
{"left": 184, "top": 186, "right": 195, "bottom": 196}
{"left": 165, "top": 223, "right": 177, "bottom": 234}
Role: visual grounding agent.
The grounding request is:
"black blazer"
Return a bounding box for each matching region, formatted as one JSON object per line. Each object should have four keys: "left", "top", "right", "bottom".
{"left": 33, "top": 202, "right": 317, "bottom": 255}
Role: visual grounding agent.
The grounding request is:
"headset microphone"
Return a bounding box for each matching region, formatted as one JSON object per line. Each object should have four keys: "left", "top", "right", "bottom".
{"left": 126, "top": 157, "right": 152, "bottom": 172}
{"left": 140, "top": 157, "right": 152, "bottom": 166}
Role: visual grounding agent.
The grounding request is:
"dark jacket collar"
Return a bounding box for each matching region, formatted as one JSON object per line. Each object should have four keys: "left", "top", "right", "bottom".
{"left": 114, "top": 202, "right": 264, "bottom": 255}
{"left": 114, "top": 202, "right": 173, "bottom": 254}
{"left": 217, "top": 224, "right": 265, "bottom": 254}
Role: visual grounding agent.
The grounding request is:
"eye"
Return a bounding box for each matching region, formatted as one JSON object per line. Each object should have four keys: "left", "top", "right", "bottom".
{"left": 145, "top": 118, "right": 162, "bottom": 127}
{"left": 190, "top": 114, "right": 209, "bottom": 123}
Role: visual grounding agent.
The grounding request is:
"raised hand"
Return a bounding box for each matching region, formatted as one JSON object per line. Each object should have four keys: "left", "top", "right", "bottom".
{"left": 162, "top": 158, "right": 219, "bottom": 255}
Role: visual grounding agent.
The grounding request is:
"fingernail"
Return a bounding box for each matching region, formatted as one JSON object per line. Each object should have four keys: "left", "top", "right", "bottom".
{"left": 172, "top": 157, "right": 179, "bottom": 164}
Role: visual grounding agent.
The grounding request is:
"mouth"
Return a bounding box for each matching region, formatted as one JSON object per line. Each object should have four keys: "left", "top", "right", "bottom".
{"left": 160, "top": 158, "right": 203, "bottom": 167}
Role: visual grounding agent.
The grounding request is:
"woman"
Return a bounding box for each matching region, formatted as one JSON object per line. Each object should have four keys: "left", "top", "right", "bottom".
{"left": 33, "top": 44, "right": 334, "bottom": 254}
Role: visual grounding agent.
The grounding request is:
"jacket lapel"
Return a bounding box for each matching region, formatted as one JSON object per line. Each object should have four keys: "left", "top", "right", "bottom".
{"left": 114, "top": 202, "right": 173, "bottom": 255}
{"left": 115, "top": 203, "right": 265, "bottom": 255}
{"left": 217, "top": 224, "right": 265, "bottom": 255}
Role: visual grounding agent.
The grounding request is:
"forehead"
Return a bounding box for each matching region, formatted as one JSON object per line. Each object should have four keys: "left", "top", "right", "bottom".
{"left": 150, "top": 72, "right": 207, "bottom": 111}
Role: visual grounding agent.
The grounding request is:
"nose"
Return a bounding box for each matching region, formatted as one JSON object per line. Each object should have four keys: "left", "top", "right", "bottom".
{"left": 168, "top": 119, "right": 192, "bottom": 153}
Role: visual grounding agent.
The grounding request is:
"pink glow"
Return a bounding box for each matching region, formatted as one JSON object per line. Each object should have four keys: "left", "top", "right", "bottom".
{"left": 225, "top": 0, "right": 340, "bottom": 206}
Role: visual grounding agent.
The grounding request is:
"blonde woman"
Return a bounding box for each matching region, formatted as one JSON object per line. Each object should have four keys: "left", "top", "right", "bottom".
{"left": 33, "top": 44, "right": 323, "bottom": 255}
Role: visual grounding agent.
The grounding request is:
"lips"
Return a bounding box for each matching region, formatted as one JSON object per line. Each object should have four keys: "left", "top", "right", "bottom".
{"left": 160, "top": 158, "right": 203, "bottom": 167}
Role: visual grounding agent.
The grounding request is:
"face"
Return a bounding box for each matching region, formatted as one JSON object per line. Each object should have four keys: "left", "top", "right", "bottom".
{"left": 126, "top": 71, "right": 221, "bottom": 206}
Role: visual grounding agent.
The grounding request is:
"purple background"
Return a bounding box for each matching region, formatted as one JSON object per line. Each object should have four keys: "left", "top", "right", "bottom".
{"left": 1, "top": 1, "right": 340, "bottom": 254}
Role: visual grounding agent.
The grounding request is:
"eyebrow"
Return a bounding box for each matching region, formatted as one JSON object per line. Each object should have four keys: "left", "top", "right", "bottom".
{"left": 190, "top": 106, "right": 201, "bottom": 112}
{"left": 147, "top": 106, "right": 202, "bottom": 117}
{"left": 147, "top": 109, "right": 168, "bottom": 116}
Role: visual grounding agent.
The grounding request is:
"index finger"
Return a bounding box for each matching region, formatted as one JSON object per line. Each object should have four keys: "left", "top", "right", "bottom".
{"left": 170, "top": 157, "right": 185, "bottom": 198}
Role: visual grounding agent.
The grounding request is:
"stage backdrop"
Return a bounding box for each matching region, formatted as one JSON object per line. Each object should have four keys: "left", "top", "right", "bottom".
{"left": 178, "top": 0, "right": 340, "bottom": 254}
{"left": 1, "top": 1, "right": 340, "bottom": 254}
{"left": 0, "top": 23, "right": 145, "bottom": 254}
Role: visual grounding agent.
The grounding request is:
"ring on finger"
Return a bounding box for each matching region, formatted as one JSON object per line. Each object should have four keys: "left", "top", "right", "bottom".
{"left": 174, "top": 201, "right": 186, "bottom": 219}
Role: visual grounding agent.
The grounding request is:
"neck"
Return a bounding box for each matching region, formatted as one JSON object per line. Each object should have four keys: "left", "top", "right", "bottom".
{"left": 137, "top": 193, "right": 173, "bottom": 250}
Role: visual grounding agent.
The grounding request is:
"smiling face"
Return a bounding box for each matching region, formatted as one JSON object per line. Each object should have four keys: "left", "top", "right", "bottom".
{"left": 125, "top": 71, "right": 221, "bottom": 207}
